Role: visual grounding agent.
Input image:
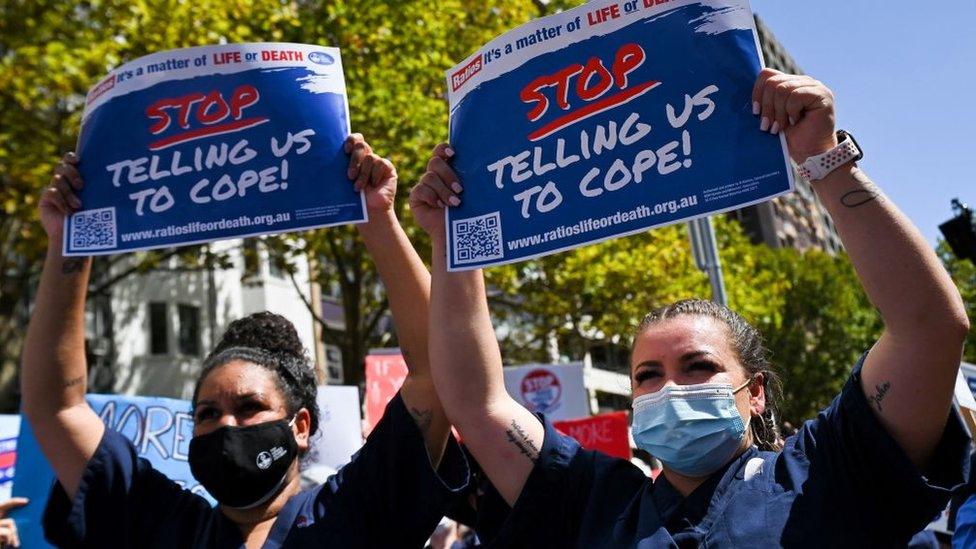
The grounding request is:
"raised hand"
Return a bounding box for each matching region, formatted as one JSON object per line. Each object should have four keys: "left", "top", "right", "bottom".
{"left": 0, "top": 497, "right": 28, "bottom": 548}
{"left": 752, "top": 68, "right": 837, "bottom": 163}
{"left": 409, "top": 143, "right": 463, "bottom": 239}
{"left": 345, "top": 133, "right": 398, "bottom": 215}
{"left": 39, "top": 152, "right": 84, "bottom": 242}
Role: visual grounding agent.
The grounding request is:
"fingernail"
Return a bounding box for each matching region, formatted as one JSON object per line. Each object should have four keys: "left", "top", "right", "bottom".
{"left": 770, "top": 121, "right": 780, "bottom": 135}
{"left": 451, "top": 182, "right": 463, "bottom": 194}
{"left": 448, "top": 196, "right": 461, "bottom": 207}
{"left": 789, "top": 116, "right": 796, "bottom": 126}
{"left": 445, "top": 147, "right": 455, "bottom": 157}
{"left": 752, "top": 101, "right": 760, "bottom": 115}
{"left": 71, "top": 198, "right": 82, "bottom": 208}
{"left": 438, "top": 200, "right": 446, "bottom": 208}
{"left": 760, "top": 117, "right": 770, "bottom": 132}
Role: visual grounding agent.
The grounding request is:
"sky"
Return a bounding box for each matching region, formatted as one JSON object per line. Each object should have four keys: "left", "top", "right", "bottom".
{"left": 748, "top": 0, "right": 976, "bottom": 245}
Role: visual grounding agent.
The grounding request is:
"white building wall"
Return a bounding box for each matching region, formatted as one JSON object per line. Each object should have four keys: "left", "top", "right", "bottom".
{"left": 108, "top": 238, "right": 317, "bottom": 400}
{"left": 110, "top": 264, "right": 212, "bottom": 399}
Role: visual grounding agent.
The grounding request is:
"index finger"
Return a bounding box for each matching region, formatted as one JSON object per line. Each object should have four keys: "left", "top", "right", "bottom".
{"left": 432, "top": 143, "right": 455, "bottom": 160}
{"left": 343, "top": 133, "right": 366, "bottom": 154}
{"left": 0, "top": 497, "right": 28, "bottom": 515}
{"left": 751, "top": 68, "right": 782, "bottom": 109}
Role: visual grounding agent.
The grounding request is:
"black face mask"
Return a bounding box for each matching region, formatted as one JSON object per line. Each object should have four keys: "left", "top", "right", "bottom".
{"left": 188, "top": 417, "right": 299, "bottom": 509}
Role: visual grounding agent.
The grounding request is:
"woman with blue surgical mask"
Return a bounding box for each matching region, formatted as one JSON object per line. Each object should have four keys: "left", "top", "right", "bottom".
{"left": 412, "top": 68, "right": 970, "bottom": 547}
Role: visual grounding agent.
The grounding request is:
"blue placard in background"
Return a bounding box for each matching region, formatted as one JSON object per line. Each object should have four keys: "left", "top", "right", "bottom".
{"left": 445, "top": 0, "right": 793, "bottom": 270}
{"left": 65, "top": 43, "right": 365, "bottom": 256}
{"left": 11, "top": 394, "right": 207, "bottom": 548}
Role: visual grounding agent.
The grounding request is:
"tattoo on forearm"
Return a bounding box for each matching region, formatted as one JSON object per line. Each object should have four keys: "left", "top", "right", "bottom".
{"left": 409, "top": 407, "right": 433, "bottom": 434}
{"left": 868, "top": 381, "right": 891, "bottom": 412}
{"left": 61, "top": 376, "right": 85, "bottom": 390}
{"left": 505, "top": 420, "right": 540, "bottom": 463}
{"left": 61, "top": 258, "right": 86, "bottom": 275}
{"left": 840, "top": 174, "right": 885, "bottom": 209}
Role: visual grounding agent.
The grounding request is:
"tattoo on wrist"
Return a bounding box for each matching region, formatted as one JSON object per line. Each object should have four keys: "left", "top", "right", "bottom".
{"left": 409, "top": 407, "right": 433, "bottom": 434}
{"left": 61, "top": 258, "right": 86, "bottom": 275}
{"left": 868, "top": 381, "right": 891, "bottom": 412}
{"left": 840, "top": 174, "right": 885, "bottom": 209}
{"left": 505, "top": 420, "right": 540, "bottom": 463}
{"left": 61, "top": 376, "right": 85, "bottom": 390}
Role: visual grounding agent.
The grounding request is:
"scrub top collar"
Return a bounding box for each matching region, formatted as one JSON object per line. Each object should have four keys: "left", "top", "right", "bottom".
{"left": 213, "top": 484, "right": 319, "bottom": 549}
{"left": 639, "top": 446, "right": 760, "bottom": 538}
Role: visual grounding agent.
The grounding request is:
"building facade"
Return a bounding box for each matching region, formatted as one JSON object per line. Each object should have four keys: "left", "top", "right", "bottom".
{"left": 87, "top": 238, "right": 320, "bottom": 400}
{"left": 727, "top": 16, "right": 843, "bottom": 253}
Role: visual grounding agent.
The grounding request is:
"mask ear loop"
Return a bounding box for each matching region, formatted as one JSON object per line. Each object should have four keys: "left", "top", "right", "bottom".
{"left": 733, "top": 374, "right": 761, "bottom": 439}
{"left": 732, "top": 373, "right": 757, "bottom": 395}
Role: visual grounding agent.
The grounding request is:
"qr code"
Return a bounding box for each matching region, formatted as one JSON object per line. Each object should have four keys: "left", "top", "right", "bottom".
{"left": 70, "top": 207, "right": 117, "bottom": 251}
{"left": 453, "top": 212, "right": 504, "bottom": 265}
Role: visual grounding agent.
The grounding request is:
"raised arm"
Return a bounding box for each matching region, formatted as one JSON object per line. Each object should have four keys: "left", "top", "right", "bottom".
{"left": 21, "top": 153, "right": 105, "bottom": 499}
{"left": 410, "top": 145, "right": 544, "bottom": 505}
{"left": 344, "top": 134, "right": 451, "bottom": 464}
{"left": 753, "top": 70, "right": 970, "bottom": 467}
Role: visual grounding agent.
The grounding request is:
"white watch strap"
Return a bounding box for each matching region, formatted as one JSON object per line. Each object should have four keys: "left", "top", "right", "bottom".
{"left": 798, "top": 135, "right": 860, "bottom": 181}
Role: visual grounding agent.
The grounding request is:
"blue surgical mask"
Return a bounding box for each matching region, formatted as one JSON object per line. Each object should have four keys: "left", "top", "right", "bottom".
{"left": 631, "top": 379, "right": 752, "bottom": 477}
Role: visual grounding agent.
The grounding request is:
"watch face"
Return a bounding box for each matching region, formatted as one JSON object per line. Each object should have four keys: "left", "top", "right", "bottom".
{"left": 837, "top": 130, "right": 864, "bottom": 161}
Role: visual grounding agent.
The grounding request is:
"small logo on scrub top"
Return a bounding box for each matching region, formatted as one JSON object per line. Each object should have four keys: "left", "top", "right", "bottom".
{"left": 520, "top": 369, "right": 562, "bottom": 414}
{"left": 308, "top": 51, "right": 334, "bottom": 65}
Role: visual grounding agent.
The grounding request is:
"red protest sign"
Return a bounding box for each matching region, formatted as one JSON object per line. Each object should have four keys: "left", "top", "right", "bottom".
{"left": 554, "top": 411, "right": 631, "bottom": 460}
{"left": 364, "top": 352, "right": 408, "bottom": 436}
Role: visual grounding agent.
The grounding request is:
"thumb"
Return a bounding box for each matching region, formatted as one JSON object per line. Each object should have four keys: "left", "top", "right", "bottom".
{"left": 0, "top": 498, "right": 28, "bottom": 516}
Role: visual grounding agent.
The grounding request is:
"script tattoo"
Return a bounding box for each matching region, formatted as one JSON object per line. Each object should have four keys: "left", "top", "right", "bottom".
{"left": 409, "top": 407, "right": 433, "bottom": 435}
{"left": 505, "top": 420, "right": 540, "bottom": 463}
{"left": 61, "top": 258, "right": 86, "bottom": 275}
{"left": 61, "top": 376, "right": 85, "bottom": 390}
{"left": 868, "top": 381, "right": 892, "bottom": 412}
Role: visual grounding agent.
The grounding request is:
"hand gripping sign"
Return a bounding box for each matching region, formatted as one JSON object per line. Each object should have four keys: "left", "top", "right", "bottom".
{"left": 64, "top": 43, "right": 366, "bottom": 256}
{"left": 444, "top": 0, "right": 793, "bottom": 270}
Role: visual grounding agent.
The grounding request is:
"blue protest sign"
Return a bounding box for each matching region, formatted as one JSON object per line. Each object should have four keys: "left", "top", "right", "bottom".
{"left": 11, "top": 394, "right": 207, "bottom": 548}
{"left": 445, "top": 0, "right": 793, "bottom": 270}
{"left": 64, "top": 43, "right": 365, "bottom": 256}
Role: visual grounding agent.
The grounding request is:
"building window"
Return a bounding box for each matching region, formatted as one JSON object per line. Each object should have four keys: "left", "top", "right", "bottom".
{"left": 324, "top": 344, "right": 343, "bottom": 384}
{"left": 243, "top": 239, "right": 260, "bottom": 280}
{"left": 149, "top": 302, "right": 168, "bottom": 355}
{"left": 178, "top": 304, "right": 201, "bottom": 356}
{"left": 268, "top": 254, "right": 285, "bottom": 279}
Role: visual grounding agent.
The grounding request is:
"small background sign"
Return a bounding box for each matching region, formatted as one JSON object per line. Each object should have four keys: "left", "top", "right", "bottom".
{"left": 503, "top": 363, "right": 589, "bottom": 421}
{"left": 554, "top": 411, "right": 631, "bottom": 460}
{"left": 363, "top": 351, "right": 409, "bottom": 435}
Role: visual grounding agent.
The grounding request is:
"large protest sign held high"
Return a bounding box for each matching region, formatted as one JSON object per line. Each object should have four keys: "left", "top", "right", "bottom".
{"left": 64, "top": 43, "right": 366, "bottom": 256}
{"left": 444, "top": 0, "right": 794, "bottom": 271}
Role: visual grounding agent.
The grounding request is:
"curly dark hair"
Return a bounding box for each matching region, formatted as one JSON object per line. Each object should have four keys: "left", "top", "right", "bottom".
{"left": 212, "top": 311, "right": 308, "bottom": 361}
{"left": 635, "top": 299, "right": 783, "bottom": 452}
{"left": 194, "top": 312, "right": 319, "bottom": 438}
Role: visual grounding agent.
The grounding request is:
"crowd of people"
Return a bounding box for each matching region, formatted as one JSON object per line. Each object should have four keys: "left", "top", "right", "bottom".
{"left": 19, "top": 68, "right": 974, "bottom": 547}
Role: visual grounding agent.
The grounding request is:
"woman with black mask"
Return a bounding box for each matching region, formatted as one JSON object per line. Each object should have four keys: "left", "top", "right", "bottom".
{"left": 22, "top": 134, "right": 469, "bottom": 548}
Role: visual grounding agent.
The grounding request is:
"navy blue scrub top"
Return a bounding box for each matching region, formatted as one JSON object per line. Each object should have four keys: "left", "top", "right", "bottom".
{"left": 479, "top": 355, "right": 969, "bottom": 548}
{"left": 43, "top": 393, "right": 470, "bottom": 548}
